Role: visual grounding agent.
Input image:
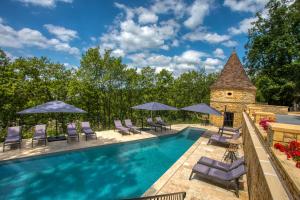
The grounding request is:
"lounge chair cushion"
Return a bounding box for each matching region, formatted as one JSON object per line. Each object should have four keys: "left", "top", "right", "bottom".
{"left": 192, "top": 164, "right": 246, "bottom": 181}
{"left": 33, "top": 134, "right": 46, "bottom": 139}
{"left": 5, "top": 136, "right": 20, "bottom": 143}
{"left": 230, "top": 157, "right": 245, "bottom": 170}
{"left": 68, "top": 129, "right": 77, "bottom": 136}
{"left": 192, "top": 163, "right": 210, "bottom": 174}
{"left": 210, "top": 134, "right": 228, "bottom": 143}
{"left": 83, "top": 128, "right": 94, "bottom": 134}
{"left": 208, "top": 167, "right": 231, "bottom": 181}
{"left": 198, "top": 156, "right": 245, "bottom": 171}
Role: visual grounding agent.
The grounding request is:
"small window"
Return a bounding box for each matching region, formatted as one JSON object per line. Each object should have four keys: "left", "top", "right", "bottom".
{"left": 226, "top": 91, "right": 233, "bottom": 97}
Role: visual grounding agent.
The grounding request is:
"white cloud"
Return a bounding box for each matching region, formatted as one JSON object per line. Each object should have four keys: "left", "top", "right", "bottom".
{"left": 111, "top": 49, "right": 125, "bottom": 57}
{"left": 18, "top": 0, "right": 73, "bottom": 8}
{"left": 4, "top": 51, "right": 16, "bottom": 60}
{"left": 222, "top": 40, "right": 238, "bottom": 47}
{"left": 63, "top": 62, "right": 77, "bottom": 69}
{"left": 213, "top": 48, "right": 225, "bottom": 59}
{"left": 172, "top": 39, "right": 179, "bottom": 47}
{"left": 44, "top": 24, "right": 78, "bottom": 42}
{"left": 203, "top": 57, "right": 223, "bottom": 72}
{"left": 151, "top": 0, "right": 186, "bottom": 17}
{"left": 127, "top": 50, "right": 210, "bottom": 75}
{"left": 137, "top": 8, "right": 158, "bottom": 24}
{"left": 114, "top": 3, "right": 135, "bottom": 20}
{"left": 90, "top": 36, "right": 97, "bottom": 42}
{"left": 100, "top": 19, "right": 179, "bottom": 54}
{"left": 224, "top": 0, "right": 268, "bottom": 13}
{"left": 184, "top": 31, "right": 230, "bottom": 43}
{"left": 174, "top": 50, "right": 208, "bottom": 64}
{"left": 228, "top": 17, "right": 256, "bottom": 35}
{"left": 0, "top": 21, "right": 80, "bottom": 55}
{"left": 184, "top": 0, "right": 211, "bottom": 29}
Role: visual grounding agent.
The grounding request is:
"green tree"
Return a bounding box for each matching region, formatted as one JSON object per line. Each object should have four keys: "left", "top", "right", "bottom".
{"left": 245, "top": 0, "right": 300, "bottom": 106}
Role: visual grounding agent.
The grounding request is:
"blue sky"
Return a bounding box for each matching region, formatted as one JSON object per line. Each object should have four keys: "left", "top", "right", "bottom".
{"left": 0, "top": 0, "right": 268, "bottom": 74}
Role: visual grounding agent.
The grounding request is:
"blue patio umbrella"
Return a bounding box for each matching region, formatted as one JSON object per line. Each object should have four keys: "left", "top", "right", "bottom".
{"left": 132, "top": 102, "right": 178, "bottom": 129}
{"left": 181, "top": 103, "right": 222, "bottom": 116}
{"left": 132, "top": 102, "right": 178, "bottom": 111}
{"left": 17, "top": 101, "right": 87, "bottom": 114}
{"left": 17, "top": 101, "right": 86, "bottom": 136}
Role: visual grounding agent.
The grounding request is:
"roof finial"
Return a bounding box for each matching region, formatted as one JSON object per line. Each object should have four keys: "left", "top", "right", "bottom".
{"left": 232, "top": 47, "right": 236, "bottom": 53}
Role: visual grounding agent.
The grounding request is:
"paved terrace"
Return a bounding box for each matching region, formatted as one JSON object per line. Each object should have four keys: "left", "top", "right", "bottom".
{"left": 0, "top": 124, "right": 248, "bottom": 200}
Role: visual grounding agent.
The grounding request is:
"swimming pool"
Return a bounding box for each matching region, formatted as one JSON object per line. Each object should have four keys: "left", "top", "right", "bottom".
{"left": 0, "top": 128, "right": 203, "bottom": 200}
{"left": 276, "top": 114, "right": 300, "bottom": 125}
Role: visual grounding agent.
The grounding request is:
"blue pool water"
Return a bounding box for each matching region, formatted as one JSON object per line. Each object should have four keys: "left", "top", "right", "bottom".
{"left": 276, "top": 114, "right": 300, "bottom": 125}
{"left": 0, "top": 128, "right": 203, "bottom": 200}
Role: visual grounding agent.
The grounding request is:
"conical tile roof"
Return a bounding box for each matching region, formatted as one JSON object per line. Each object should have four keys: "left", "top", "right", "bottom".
{"left": 211, "top": 51, "right": 256, "bottom": 91}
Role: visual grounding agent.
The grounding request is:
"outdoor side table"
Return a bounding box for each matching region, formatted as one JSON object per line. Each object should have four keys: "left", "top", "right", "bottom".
{"left": 223, "top": 139, "right": 242, "bottom": 163}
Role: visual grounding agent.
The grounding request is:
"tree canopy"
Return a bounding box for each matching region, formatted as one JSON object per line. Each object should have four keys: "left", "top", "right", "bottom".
{"left": 0, "top": 47, "right": 217, "bottom": 138}
{"left": 245, "top": 0, "right": 300, "bottom": 106}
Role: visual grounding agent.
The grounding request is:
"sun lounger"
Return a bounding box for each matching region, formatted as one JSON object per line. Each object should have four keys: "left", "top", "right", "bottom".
{"left": 32, "top": 124, "right": 47, "bottom": 147}
{"left": 208, "top": 131, "right": 240, "bottom": 145}
{"left": 124, "top": 119, "right": 141, "bottom": 133}
{"left": 81, "top": 122, "right": 97, "bottom": 140}
{"left": 189, "top": 164, "right": 246, "bottom": 197}
{"left": 147, "top": 118, "right": 164, "bottom": 132}
{"left": 67, "top": 123, "right": 79, "bottom": 142}
{"left": 114, "top": 120, "right": 130, "bottom": 135}
{"left": 197, "top": 156, "right": 245, "bottom": 172}
{"left": 218, "top": 126, "right": 241, "bottom": 136}
{"left": 3, "top": 126, "right": 22, "bottom": 152}
{"left": 156, "top": 117, "right": 171, "bottom": 130}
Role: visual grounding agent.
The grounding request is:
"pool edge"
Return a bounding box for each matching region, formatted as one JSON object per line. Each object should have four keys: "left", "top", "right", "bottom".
{"left": 0, "top": 126, "right": 198, "bottom": 164}
{"left": 142, "top": 128, "right": 206, "bottom": 197}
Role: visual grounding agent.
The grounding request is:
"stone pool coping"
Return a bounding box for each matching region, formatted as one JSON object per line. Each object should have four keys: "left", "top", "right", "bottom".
{"left": 143, "top": 127, "right": 204, "bottom": 196}
{"left": 0, "top": 124, "right": 203, "bottom": 162}
{"left": 143, "top": 127, "right": 248, "bottom": 200}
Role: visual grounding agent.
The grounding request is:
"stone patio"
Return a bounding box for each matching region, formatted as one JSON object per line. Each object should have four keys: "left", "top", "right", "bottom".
{"left": 0, "top": 124, "right": 248, "bottom": 200}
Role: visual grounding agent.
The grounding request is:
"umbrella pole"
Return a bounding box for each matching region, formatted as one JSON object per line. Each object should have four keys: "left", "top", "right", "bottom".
{"left": 56, "top": 116, "right": 58, "bottom": 136}
{"left": 221, "top": 106, "right": 227, "bottom": 136}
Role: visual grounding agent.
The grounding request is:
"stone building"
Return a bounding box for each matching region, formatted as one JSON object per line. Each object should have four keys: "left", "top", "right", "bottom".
{"left": 210, "top": 51, "right": 256, "bottom": 128}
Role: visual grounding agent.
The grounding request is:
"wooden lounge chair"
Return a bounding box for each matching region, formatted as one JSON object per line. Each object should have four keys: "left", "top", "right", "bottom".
{"left": 189, "top": 164, "right": 246, "bottom": 197}
{"left": 3, "top": 126, "right": 22, "bottom": 152}
{"left": 67, "top": 123, "right": 79, "bottom": 143}
{"left": 32, "top": 124, "right": 47, "bottom": 147}
{"left": 81, "top": 122, "right": 97, "bottom": 140}
{"left": 155, "top": 117, "right": 171, "bottom": 130}
{"left": 147, "top": 118, "right": 163, "bottom": 132}
{"left": 124, "top": 119, "right": 141, "bottom": 133}
{"left": 114, "top": 120, "right": 130, "bottom": 135}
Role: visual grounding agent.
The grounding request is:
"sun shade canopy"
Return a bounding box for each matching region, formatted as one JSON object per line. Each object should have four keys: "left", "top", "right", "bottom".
{"left": 132, "top": 102, "right": 178, "bottom": 111}
{"left": 17, "top": 101, "right": 87, "bottom": 114}
{"left": 181, "top": 103, "right": 222, "bottom": 116}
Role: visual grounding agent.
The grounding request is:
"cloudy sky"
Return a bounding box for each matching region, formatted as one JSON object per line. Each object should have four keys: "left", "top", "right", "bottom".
{"left": 0, "top": 0, "right": 268, "bottom": 74}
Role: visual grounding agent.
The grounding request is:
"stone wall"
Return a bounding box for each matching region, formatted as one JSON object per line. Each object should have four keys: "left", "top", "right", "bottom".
{"left": 247, "top": 104, "right": 288, "bottom": 117}
{"left": 210, "top": 89, "right": 256, "bottom": 128}
{"left": 242, "top": 112, "right": 290, "bottom": 200}
{"left": 268, "top": 122, "right": 300, "bottom": 146}
{"left": 253, "top": 111, "right": 276, "bottom": 123}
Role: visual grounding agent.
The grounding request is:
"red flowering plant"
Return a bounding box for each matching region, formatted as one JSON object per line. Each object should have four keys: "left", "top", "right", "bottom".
{"left": 289, "top": 141, "right": 300, "bottom": 162}
{"left": 259, "top": 118, "right": 275, "bottom": 131}
{"left": 274, "top": 141, "right": 300, "bottom": 168}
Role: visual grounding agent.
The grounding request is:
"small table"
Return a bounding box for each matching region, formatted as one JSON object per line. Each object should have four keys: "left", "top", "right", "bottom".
{"left": 223, "top": 139, "right": 242, "bottom": 163}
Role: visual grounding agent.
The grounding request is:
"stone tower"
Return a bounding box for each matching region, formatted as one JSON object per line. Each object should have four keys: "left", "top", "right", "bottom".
{"left": 209, "top": 51, "right": 256, "bottom": 128}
